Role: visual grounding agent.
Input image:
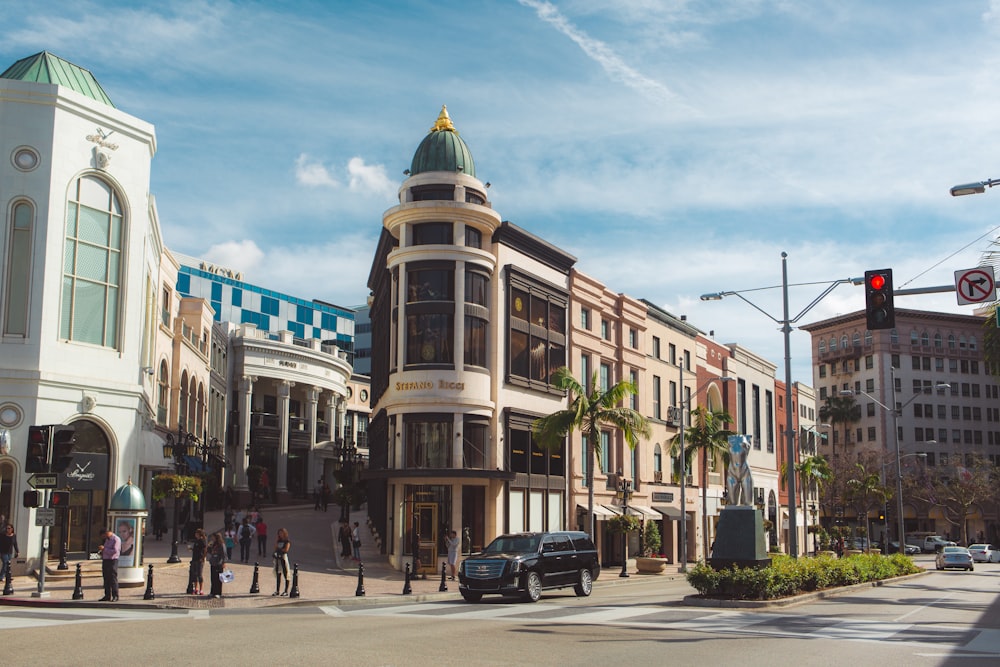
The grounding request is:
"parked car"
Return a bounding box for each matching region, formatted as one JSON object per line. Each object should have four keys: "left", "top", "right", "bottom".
{"left": 923, "top": 536, "right": 957, "bottom": 553}
{"left": 885, "top": 541, "right": 921, "bottom": 555}
{"left": 967, "top": 544, "right": 1000, "bottom": 563}
{"left": 458, "top": 531, "right": 600, "bottom": 603}
{"left": 935, "top": 546, "right": 974, "bottom": 571}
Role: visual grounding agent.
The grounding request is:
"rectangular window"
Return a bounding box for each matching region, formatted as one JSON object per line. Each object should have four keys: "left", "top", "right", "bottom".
{"left": 507, "top": 269, "right": 568, "bottom": 389}
{"left": 412, "top": 222, "right": 453, "bottom": 245}
{"left": 653, "top": 376, "right": 661, "bottom": 420}
{"left": 600, "top": 363, "right": 611, "bottom": 391}
{"left": 404, "top": 414, "right": 452, "bottom": 468}
{"left": 464, "top": 226, "right": 482, "bottom": 249}
{"left": 601, "top": 319, "right": 610, "bottom": 340}
{"left": 765, "top": 390, "right": 774, "bottom": 453}
{"left": 629, "top": 328, "right": 638, "bottom": 348}
{"left": 668, "top": 343, "right": 676, "bottom": 365}
{"left": 652, "top": 336, "right": 661, "bottom": 359}
{"left": 580, "top": 354, "right": 590, "bottom": 393}
{"left": 581, "top": 308, "right": 591, "bottom": 329}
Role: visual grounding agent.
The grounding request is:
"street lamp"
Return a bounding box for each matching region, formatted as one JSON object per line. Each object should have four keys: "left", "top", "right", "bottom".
{"left": 842, "top": 369, "right": 948, "bottom": 554}
{"left": 333, "top": 438, "right": 359, "bottom": 522}
{"left": 162, "top": 424, "right": 195, "bottom": 563}
{"left": 617, "top": 477, "right": 632, "bottom": 578}
{"left": 675, "top": 368, "right": 733, "bottom": 573}
{"left": 950, "top": 178, "right": 1000, "bottom": 196}
{"left": 702, "top": 253, "right": 862, "bottom": 558}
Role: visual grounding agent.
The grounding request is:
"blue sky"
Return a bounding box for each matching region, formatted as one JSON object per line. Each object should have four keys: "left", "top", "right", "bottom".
{"left": 5, "top": 0, "right": 1000, "bottom": 382}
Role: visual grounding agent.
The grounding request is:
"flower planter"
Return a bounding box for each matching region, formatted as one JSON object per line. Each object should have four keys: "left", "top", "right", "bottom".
{"left": 843, "top": 549, "right": 864, "bottom": 556}
{"left": 635, "top": 557, "right": 670, "bottom": 574}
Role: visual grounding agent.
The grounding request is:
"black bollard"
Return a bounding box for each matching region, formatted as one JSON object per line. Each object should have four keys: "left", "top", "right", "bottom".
{"left": 143, "top": 564, "right": 155, "bottom": 600}
{"left": 250, "top": 562, "right": 260, "bottom": 594}
{"left": 439, "top": 562, "right": 448, "bottom": 592}
{"left": 72, "top": 563, "right": 84, "bottom": 600}
{"left": 402, "top": 562, "right": 412, "bottom": 595}
{"left": 289, "top": 563, "right": 300, "bottom": 598}
{"left": 355, "top": 562, "right": 366, "bottom": 597}
{"left": 58, "top": 541, "right": 69, "bottom": 570}
{"left": 186, "top": 561, "right": 196, "bottom": 595}
{"left": 3, "top": 564, "right": 13, "bottom": 595}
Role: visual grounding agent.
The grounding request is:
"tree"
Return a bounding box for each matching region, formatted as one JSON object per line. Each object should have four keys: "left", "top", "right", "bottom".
{"left": 797, "top": 454, "right": 832, "bottom": 526}
{"left": 533, "top": 367, "right": 650, "bottom": 539}
{"left": 844, "top": 459, "right": 890, "bottom": 541}
{"left": 906, "top": 453, "right": 996, "bottom": 545}
{"left": 669, "top": 406, "right": 733, "bottom": 561}
{"left": 818, "top": 395, "right": 861, "bottom": 457}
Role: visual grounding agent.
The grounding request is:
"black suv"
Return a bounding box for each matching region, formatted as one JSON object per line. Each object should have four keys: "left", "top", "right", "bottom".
{"left": 458, "top": 531, "right": 600, "bottom": 603}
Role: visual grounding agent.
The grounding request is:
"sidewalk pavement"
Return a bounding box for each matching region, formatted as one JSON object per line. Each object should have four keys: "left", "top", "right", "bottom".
{"left": 0, "top": 505, "right": 686, "bottom": 610}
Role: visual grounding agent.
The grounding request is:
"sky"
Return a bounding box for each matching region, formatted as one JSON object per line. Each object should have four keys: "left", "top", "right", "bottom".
{"left": 4, "top": 0, "right": 1000, "bottom": 383}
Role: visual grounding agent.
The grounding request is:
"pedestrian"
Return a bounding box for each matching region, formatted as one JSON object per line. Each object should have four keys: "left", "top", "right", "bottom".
{"left": 98, "top": 527, "right": 120, "bottom": 602}
{"left": 208, "top": 532, "right": 227, "bottom": 598}
{"left": 190, "top": 528, "right": 207, "bottom": 595}
{"left": 0, "top": 524, "right": 19, "bottom": 582}
{"left": 238, "top": 518, "right": 255, "bottom": 563}
{"left": 314, "top": 478, "right": 324, "bottom": 511}
{"left": 223, "top": 504, "right": 234, "bottom": 531}
{"left": 259, "top": 469, "right": 270, "bottom": 502}
{"left": 272, "top": 527, "right": 291, "bottom": 596}
{"left": 339, "top": 521, "right": 352, "bottom": 558}
{"left": 445, "top": 529, "right": 460, "bottom": 580}
{"left": 255, "top": 517, "right": 268, "bottom": 557}
{"left": 152, "top": 500, "right": 167, "bottom": 541}
{"left": 351, "top": 521, "right": 362, "bottom": 561}
{"left": 223, "top": 525, "right": 236, "bottom": 560}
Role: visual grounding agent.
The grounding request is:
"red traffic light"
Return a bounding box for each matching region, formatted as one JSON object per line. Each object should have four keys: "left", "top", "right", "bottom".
{"left": 869, "top": 274, "right": 886, "bottom": 290}
{"left": 50, "top": 491, "right": 70, "bottom": 508}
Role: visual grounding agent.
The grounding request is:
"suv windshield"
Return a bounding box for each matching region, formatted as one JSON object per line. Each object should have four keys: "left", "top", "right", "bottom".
{"left": 483, "top": 535, "right": 541, "bottom": 554}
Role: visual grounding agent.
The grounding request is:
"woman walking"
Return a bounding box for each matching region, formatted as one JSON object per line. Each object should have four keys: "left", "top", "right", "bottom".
{"left": 0, "top": 524, "right": 19, "bottom": 583}
{"left": 189, "top": 528, "right": 207, "bottom": 595}
{"left": 207, "top": 532, "right": 227, "bottom": 599}
{"left": 272, "top": 527, "right": 291, "bottom": 596}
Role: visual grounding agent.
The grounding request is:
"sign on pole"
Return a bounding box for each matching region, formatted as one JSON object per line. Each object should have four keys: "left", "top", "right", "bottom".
{"left": 26, "top": 473, "right": 58, "bottom": 489}
{"left": 954, "top": 267, "right": 996, "bottom": 305}
{"left": 34, "top": 508, "right": 55, "bottom": 527}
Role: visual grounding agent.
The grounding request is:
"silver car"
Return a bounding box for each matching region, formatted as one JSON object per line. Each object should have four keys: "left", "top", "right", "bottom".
{"left": 967, "top": 544, "right": 1000, "bottom": 563}
{"left": 935, "top": 546, "right": 974, "bottom": 571}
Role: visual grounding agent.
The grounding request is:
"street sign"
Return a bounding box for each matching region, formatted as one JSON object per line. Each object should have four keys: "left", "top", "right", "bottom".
{"left": 954, "top": 267, "right": 996, "bottom": 305}
{"left": 26, "top": 473, "right": 58, "bottom": 489}
{"left": 34, "top": 508, "right": 55, "bottom": 527}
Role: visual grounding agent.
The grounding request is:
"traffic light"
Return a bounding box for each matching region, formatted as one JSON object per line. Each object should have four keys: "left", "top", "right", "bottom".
{"left": 864, "top": 269, "right": 895, "bottom": 330}
{"left": 50, "top": 491, "right": 70, "bottom": 508}
{"left": 23, "top": 490, "right": 40, "bottom": 508}
{"left": 25, "top": 425, "right": 49, "bottom": 473}
{"left": 878, "top": 512, "right": 885, "bottom": 521}
{"left": 51, "top": 425, "right": 77, "bottom": 473}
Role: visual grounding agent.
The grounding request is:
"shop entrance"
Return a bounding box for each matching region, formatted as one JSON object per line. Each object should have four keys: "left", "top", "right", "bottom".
{"left": 409, "top": 502, "right": 438, "bottom": 576}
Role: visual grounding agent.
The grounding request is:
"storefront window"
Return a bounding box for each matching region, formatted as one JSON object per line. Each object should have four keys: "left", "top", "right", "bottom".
{"left": 404, "top": 415, "right": 452, "bottom": 468}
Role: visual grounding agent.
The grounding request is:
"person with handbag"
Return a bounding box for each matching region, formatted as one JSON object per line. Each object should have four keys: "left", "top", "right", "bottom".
{"left": 272, "top": 528, "right": 291, "bottom": 596}
{"left": 208, "top": 532, "right": 227, "bottom": 599}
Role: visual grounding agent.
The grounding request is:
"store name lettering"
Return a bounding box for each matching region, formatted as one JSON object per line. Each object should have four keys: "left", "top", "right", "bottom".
{"left": 279, "top": 360, "right": 297, "bottom": 368}
{"left": 395, "top": 379, "right": 465, "bottom": 391}
{"left": 199, "top": 262, "right": 243, "bottom": 281}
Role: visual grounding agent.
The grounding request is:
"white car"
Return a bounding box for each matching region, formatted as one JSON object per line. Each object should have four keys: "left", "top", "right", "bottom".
{"left": 967, "top": 544, "right": 1000, "bottom": 563}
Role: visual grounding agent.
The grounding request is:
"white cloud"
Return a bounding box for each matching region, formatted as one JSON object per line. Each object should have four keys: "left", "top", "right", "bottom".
{"left": 203, "top": 240, "right": 265, "bottom": 275}
{"left": 346, "top": 157, "right": 396, "bottom": 197}
{"left": 295, "top": 154, "right": 341, "bottom": 189}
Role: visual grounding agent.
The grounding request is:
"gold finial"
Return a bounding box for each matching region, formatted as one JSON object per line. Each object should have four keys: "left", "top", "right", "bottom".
{"left": 430, "top": 105, "right": 457, "bottom": 133}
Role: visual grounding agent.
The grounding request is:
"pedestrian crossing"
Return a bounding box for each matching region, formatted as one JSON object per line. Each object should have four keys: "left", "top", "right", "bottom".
{"left": 341, "top": 601, "right": 1000, "bottom": 657}
{"left": 0, "top": 606, "right": 195, "bottom": 630}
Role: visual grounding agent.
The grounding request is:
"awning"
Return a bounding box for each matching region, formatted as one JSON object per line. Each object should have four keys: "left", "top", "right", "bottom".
{"left": 577, "top": 504, "right": 618, "bottom": 518}
{"left": 653, "top": 505, "right": 682, "bottom": 520}
{"left": 626, "top": 504, "right": 660, "bottom": 519}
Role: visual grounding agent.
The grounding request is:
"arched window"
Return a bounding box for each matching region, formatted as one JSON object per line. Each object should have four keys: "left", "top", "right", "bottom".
{"left": 818, "top": 340, "right": 826, "bottom": 354}
{"left": 921, "top": 332, "right": 929, "bottom": 347}
{"left": 960, "top": 335, "right": 967, "bottom": 350}
{"left": 61, "top": 175, "right": 124, "bottom": 347}
{"left": 890, "top": 329, "right": 899, "bottom": 345}
{"left": 948, "top": 335, "right": 956, "bottom": 349}
{"left": 179, "top": 371, "right": 189, "bottom": 429}
{"left": 840, "top": 335, "right": 848, "bottom": 350}
{"left": 934, "top": 333, "right": 942, "bottom": 348}
{"left": 910, "top": 330, "right": 919, "bottom": 345}
{"left": 4, "top": 200, "right": 33, "bottom": 336}
{"left": 864, "top": 331, "right": 872, "bottom": 346}
{"left": 829, "top": 337, "right": 837, "bottom": 351}
{"left": 969, "top": 336, "right": 978, "bottom": 351}
{"left": 187, "top": 376, "right": 198, "bottom": 433}
{"left": 654, "top": 444, "right": 662, "bottom": 474}
{"left": 852, "top": 333, "right": 860, "bottom": 347}
{"left": 157, "top": 361, "right": 169, "bottom": 424}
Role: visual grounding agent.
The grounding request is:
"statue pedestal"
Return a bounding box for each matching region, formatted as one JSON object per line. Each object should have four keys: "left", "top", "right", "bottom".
{"left": 710, "top": 506, "right": 771, "bottom": 570}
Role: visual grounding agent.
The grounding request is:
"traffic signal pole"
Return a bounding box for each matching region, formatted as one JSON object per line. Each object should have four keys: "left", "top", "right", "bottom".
{"left": 31, "top": 425, "right": 53, "bottom": 598}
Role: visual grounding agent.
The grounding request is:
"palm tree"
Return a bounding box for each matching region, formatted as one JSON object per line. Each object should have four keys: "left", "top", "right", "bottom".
{"left": 818, "top": 396, "right": 861, "bottom": 457}
{"left": 797, "top": 454, "right": 832, "bottom": 544}
{"left": 845, "top": 461, "right": 890, "bottom": 544}
{"left": 533, "top": 366, "right": 650, "bottom": 539}
{"left": 669, "top": 406, "right": 733, "bottom": 561}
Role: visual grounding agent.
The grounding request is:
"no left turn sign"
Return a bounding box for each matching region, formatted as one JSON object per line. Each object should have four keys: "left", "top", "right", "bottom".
{"left": 954, "top": 267, "right": 996, "bottom": 305}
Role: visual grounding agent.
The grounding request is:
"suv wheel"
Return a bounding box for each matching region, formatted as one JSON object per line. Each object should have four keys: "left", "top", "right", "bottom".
{"left": 523, "top": 571, "right": 542, "bottom": 603}
{"left": 574, "top": 568, "right": 593, "bottom": 597}
{"left": 460, "top": 590, "right": 482, "bottom": 603}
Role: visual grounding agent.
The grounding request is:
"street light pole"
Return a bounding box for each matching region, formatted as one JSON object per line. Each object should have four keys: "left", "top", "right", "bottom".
{"left": 679, "top": 363, "right": 688, "bottom": 572}
{"left": 702, "top": 253, "right": 861, "bottom": 558}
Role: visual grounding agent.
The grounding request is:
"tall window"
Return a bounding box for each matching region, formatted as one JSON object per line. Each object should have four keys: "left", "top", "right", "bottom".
{"left": 464, "top": 269, "right": 489, "bottom": 367}
{"left": 412, "top": 222, "right": 453, "bottom": 244}
{"left": 507, "top": 270, "right": 567, "bottom": 388}
{"left": 463, "top": 417, "right": 488, "bottom": 468}
{"left": 404, "top": 414, "right": 452, "bottom": 468}
{"left": 62, "top": 175, "right": 123, "bottom": 347}
{"left": 652, "top": 376, "right": 661, "bottom": 420}
{"left": 406, "top": 262, "right": 454, "bottom": 366}
{"left": 4, "top": 201, "right": 33, "bottom": 336}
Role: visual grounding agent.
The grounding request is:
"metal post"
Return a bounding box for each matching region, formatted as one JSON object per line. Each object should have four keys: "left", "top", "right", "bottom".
{"left": 619, "top": 479, "right": 630, "bottom": 578}
{"left": 782, "top": 252, "right": 799, "bottom": 558}
{"left": 678, "top": 363, "right": 687, "bottom": 573}
{"left": 891, "top": 366, "right": 906, "bottom": 552}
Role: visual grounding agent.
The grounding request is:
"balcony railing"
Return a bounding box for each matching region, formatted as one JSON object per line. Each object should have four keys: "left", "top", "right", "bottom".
{"left": 653, "top": 470, "right": 663, "bottom": 483}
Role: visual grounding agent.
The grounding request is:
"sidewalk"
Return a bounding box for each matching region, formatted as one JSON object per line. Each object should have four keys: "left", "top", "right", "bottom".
{"left": 0, "top": 504, "right": 686, "bottom": 609}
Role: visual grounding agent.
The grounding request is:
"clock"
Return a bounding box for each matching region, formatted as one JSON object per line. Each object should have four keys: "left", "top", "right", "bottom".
{"left": 360, "top": 389, "right": 368, "bottom": 402}
{"left": 421, "top": 343, "right": 436, "bottom": 361}
{"left": 514, "top": 296, "right": 523, "bottom": 313}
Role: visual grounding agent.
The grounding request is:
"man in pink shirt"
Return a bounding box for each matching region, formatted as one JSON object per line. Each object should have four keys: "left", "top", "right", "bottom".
{"left": 98, "top": 527, "right": 121, "bottom": 601}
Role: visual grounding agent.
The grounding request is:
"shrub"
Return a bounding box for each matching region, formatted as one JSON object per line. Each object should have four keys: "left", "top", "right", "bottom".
{"left": 686, "top": 553, "right": 920, "bottom": 600}
{"left": 643, "top": 520, "right": 661, "bottom": 556}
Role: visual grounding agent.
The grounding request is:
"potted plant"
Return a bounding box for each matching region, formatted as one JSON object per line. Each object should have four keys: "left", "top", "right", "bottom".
{"left": 636, "top": 520, "right": 670, "bottom": 573}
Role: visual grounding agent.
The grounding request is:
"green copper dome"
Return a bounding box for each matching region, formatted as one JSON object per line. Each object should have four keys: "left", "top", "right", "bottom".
{"left": 109, "top": 480, "right": 146, "bottom": 512}
{"left": 409, "top": 106, "right": 475, "bottom": 178}
{"left": 1, "top": 51, "right": 114, "bottom": 107}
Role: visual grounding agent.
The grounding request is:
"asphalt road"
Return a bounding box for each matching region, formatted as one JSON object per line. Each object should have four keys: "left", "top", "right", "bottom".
{"left": 3, "top": 554, "right": 999, "bottom": 666}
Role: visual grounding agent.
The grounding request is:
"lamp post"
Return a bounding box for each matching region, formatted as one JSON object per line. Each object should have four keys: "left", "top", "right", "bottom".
{"left": 950, "top": 178, "right": 1000, "bottom": 196}
{"left": 842, "top": 368, "right": 948, "bottom": 554}
{"left": 163, "top": 424, "right": 194, "bottom": 564}
{"left": 702, "top": 253, "right": 862, "bottom": 558}
{"left": 617, "top": 477, "right": 632, "bottom": 578}
{"left": 675, "top": 367, "right": 733, "bottom": 573}
{"left": 333, "top": 438, "right": 358, "bottom": 523}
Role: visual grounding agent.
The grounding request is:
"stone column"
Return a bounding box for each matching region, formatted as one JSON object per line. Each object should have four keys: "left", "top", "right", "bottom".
{"left": 306, "top": 386, "right": 320, "bottom": 488}
{"left": 237, "top": 375, "right": 256, "bottom": 494}
{"left": 277, "top": 380, "right": 294, "bottom": 498}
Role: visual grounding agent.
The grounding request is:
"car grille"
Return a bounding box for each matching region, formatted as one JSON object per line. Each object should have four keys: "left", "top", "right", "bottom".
{"left": 464, "top": 560, "right": 506, "bottom": 579}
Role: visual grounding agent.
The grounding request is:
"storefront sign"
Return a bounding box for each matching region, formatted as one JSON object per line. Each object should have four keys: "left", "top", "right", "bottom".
{"left": 395, "top": 378, "right": 466, "bottom": 391}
